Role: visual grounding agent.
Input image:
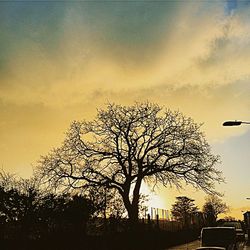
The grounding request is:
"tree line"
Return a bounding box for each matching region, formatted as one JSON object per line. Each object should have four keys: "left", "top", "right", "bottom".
{"left": 0, "top": 171, "right": 229, "bottom": 240}
{"left": 0, "top": 173, "right": 96, "bottom": 240}
{"left": 170, "top": 195, "right": 229, "bottom": 229}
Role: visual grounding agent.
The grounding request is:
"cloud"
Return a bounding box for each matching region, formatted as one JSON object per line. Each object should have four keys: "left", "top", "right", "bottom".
{"left": 2, "top": 1, "right": 250, "bottom": 96}
{"left": 2, "top": 1, "right": 250, "bottom": 178}
{"left": 2, "top": 3, "right": 250, "bottom": 139}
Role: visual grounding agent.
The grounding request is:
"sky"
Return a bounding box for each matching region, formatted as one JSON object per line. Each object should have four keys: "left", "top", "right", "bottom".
{"left": 1, "top": 0, "right": 250, "bottom": 219}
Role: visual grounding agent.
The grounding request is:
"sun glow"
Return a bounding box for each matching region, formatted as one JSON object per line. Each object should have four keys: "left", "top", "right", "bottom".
{"left": 140, "top": 182, "right": 166, "bottom": 210}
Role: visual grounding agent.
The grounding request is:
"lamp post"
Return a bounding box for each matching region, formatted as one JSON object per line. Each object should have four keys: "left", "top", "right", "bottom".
{"left": 223, "top": 120, "right": 250, "bottom": 244}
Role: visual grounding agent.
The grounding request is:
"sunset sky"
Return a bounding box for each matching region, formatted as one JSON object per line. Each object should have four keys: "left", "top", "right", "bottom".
{"left": 1, "top": 0, "right": 250, "bottom": 219}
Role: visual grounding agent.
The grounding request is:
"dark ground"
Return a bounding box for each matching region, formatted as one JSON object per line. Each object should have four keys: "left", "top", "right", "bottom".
{"left": 0, "top": 229, "right": 200, "bottom": 250}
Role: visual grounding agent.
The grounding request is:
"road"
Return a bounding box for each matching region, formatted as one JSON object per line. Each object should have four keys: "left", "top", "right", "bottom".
{"left": 166, "top": 240, "right": 249, "bottom": 250}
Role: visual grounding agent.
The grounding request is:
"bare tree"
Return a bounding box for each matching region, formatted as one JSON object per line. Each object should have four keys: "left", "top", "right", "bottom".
{"left": 203, "top": 195, "right": 229, "bottom": 226}
{"left": 36, "top": 102, "right": 222, "bottom": 228}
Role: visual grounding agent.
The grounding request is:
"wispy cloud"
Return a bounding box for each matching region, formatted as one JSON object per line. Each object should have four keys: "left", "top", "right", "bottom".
{"left": 1, "top": 1, "right": 250, "bottom": 178}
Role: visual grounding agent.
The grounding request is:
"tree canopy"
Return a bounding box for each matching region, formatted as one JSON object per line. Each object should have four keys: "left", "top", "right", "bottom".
{"left": 37, "top": 102, "right": 222, "bottom": 226}
{"left": 171, "top": 196, "right": 199, "bottom": 228}
{"left": 202, "top": 195, "right": 229, "bottom": 226}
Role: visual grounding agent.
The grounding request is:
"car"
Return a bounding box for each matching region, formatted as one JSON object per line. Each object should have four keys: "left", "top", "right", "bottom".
{"left": 218, "top": 221, "right": 245, "bottom": 242}
{"left": 200, "top": 227, "right": 237, "bottom": 250}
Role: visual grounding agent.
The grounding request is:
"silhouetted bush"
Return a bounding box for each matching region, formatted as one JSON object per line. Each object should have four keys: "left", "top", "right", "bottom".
{"left": 0, "top": 181, "right": 95, "bottom": 241}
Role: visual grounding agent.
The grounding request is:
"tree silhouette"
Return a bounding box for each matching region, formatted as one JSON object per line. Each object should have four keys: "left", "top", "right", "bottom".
{"left": 203, "top": 195, "right": 229, "bottom": 226}
{"left": 37, "top": 102, "right": 222, "bottom": 228}
{"left": 171, "top": 196, "right": 198, "bottom": 229}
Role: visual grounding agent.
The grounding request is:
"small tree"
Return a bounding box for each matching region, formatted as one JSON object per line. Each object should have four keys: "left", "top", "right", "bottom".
{"left": 202, "top": 195, "right": 229, "bottom": 226}
{"left": 37, "top": 102, "right": 223, "bottom": 228}
{"left": 171, "top": 196, "right": 199, "bottom": 229}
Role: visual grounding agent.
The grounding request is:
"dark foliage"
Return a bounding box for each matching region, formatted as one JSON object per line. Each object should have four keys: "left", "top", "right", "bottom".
{"left": 202, "top": 195, "right": 229, "bottom": 226}
{"left": 0, "top": 182, "right": 95, "bottom": 241}
{"left": 171, "top": 196, "right": 199, "bottom": 229}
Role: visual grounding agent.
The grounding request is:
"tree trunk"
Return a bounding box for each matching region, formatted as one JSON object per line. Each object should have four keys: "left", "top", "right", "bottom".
{"left": 121, "top": 176, "right": 142, "bottom": 231}
{"left": 124, "top": 202, "right": 139, "bottom": 231}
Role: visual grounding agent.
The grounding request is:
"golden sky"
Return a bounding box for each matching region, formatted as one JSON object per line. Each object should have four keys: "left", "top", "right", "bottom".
{"left": 1, "top": 0, "right": 250, "bottom": 219}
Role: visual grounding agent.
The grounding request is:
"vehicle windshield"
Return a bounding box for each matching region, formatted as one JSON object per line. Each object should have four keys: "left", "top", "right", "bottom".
{"left": 221, "top": 222, "right": 242, "bottom": 229}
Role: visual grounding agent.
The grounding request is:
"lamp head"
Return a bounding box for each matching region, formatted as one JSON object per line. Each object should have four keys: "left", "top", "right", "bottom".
{"left": 223, "top": 121, "right": 242, "bottom": 126}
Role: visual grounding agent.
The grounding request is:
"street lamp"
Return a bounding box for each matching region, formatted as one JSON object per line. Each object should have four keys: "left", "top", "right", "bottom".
{"left": 223, "top": 120, "right": 250, "bottom": 126}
